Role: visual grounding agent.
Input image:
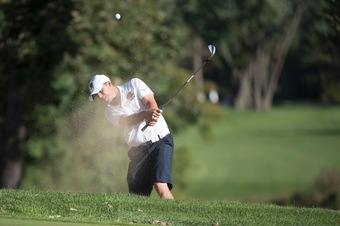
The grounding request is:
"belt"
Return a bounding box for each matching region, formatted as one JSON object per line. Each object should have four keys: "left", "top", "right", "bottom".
{"left": 144, "top": 131, "right": 169, "bottom": 146}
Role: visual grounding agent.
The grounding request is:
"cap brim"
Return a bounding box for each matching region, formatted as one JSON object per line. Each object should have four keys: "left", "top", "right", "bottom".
{"left": 89, "top": 94, "right": 95, "bottom": 101}
{"left": 89, "top": 86, "right": 102, "bottom": 101}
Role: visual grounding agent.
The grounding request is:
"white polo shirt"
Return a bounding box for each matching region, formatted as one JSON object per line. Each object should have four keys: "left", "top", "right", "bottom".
{"left": 105, "top": 78, "right": 170, "bottom": 147}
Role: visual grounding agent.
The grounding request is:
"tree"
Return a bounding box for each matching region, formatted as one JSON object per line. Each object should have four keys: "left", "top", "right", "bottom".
{"left": 295, "top": 0, "right": 340, "bottom": 103}
{"left": 322, "top": 0, "right": 340, "bottom": 102}
{"left": 231, "top": 2, "right": 304, "bottom": 110}
{"left": 175, "top": 0, "right": 333, "bottom": 110}
{"left": 1, "top": 0, "right": 194, "bottom": 192}
{"left": 325, "top": 0, "right": 340, "bottom": 47}
{"left": 0, "top": 0, "right": 75, "bottom": 188}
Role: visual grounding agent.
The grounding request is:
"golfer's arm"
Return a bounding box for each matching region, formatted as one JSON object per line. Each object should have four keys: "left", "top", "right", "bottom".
{"left": 142, "top": 93, "right": 158, "bottom": 109}
{"left": 118, "top": 93, "right": 158, "bottom": 126}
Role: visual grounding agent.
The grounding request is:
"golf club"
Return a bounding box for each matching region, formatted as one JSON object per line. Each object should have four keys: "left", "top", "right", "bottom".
{"left": 142, "top": 44, "right": 216, "bottom": 131}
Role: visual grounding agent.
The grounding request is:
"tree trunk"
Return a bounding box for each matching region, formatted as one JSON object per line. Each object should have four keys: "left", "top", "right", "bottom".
{"left": 263, "top": 3, "right": 305, "bottom": 110}
{"left": 234, "top": 3, "right": 304, "bottom": 110}
{"left": 0, "top": 73, "right": 28, "bottom": 188}
{"left": 234, "top": 70, "right": 253, "bottom": 109}
{"left": 253, "top": 47, "right": 270, "bottom": 110}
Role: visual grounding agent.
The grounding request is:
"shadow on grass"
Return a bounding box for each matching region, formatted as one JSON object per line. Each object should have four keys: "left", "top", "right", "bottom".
{"left": 305, "top": 128, "right": 340, "bottom": 136}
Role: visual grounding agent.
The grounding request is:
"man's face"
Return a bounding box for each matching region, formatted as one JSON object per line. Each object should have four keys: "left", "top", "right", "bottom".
{"left": 95, "top": 82, "right": 112, "bottom": 103}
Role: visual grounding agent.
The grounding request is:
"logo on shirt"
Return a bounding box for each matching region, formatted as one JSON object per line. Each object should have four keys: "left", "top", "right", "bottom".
{"left": 127, "top": 91, "right": 135, "bottom": 100}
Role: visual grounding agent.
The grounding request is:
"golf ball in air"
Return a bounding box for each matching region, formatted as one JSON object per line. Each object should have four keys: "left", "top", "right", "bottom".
{"left": 115, "top": 13, "right": 121, "bottom": 20}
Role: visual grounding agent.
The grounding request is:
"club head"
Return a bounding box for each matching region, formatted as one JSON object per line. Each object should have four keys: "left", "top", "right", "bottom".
{"left": 208, "top": 45, "right": 216, "bottom": 57}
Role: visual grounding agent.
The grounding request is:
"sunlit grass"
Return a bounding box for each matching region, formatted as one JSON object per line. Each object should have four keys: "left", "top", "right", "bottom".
{"left": 1, "top": 189, "right": 339, "bottom": 226}
{"left": 174, "top": 105, "right": 340, "bottom": 200}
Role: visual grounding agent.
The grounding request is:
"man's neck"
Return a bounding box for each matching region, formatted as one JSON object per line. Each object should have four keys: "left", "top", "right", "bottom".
{"left": 110, "top": 86, "right": 120, "bottom": 106}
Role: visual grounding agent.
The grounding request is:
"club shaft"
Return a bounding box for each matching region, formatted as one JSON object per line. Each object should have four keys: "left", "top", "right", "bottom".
{"left": 162, "top": 58, "right": 210, "bottom": 109}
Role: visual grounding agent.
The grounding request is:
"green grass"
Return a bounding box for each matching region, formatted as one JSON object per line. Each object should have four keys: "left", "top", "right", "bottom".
{"left": 1, "top": 105, "right": 340, "bottom": 225}
{"left": 1, "top": 189, "right": 339, "bottom": 226}
{"left": 0, "top": 218, "right": 104, "bottom": 226}
{"left": 174, "top": 105, "right": 340, "bottom": 200}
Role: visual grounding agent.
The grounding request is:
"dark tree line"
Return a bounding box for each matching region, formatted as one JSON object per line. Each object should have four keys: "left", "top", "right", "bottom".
{"left": 0, "top": 0, "right": 76, "bottom": 188}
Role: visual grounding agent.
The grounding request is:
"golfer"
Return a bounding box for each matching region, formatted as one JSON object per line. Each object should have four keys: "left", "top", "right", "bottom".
{"left": 88, "top": 74, "right": 174, "bottom": 199}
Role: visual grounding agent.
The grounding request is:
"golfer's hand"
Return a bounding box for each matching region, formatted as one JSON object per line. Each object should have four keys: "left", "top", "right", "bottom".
{"left": 146, "top": 109, "right": 162, "bottom": 126}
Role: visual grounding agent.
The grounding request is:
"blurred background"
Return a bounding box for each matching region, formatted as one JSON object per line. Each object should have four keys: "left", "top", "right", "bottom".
{"left": 1, "top": 0, "right": 339, "bottom": 209}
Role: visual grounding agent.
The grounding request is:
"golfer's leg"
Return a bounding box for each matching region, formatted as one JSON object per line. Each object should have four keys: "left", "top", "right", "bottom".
{"left": 127, "top": 147, "right": 153, "bottom": 196}
{"left": 153, "top": 134, "right": 174, "bottom": 199}
{"left": 154, "top": 182, "right": 174, "bottom": 199}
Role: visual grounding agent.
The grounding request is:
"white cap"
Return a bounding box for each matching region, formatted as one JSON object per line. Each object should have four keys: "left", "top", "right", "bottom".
{"left": 88, "top": 74, "right": 111, "bottom": 101}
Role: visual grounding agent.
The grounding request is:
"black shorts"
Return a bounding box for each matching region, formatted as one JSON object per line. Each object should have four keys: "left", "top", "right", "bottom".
{"left": 127, "top": 133, "right": 174, "bottom": 196}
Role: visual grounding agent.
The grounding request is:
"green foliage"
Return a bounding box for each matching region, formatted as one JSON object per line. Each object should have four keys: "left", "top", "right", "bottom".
{"left": 1, "top": 189, "right": 339, "bottom": 225}
{"left": 174, "top": 0, "right": 340, "bottom": 108}
{"left": 280, "top": 0, "right": 340, "bottom": 103}
{"left": 198, "top": 102, "right": 228, "bottom": 142}
{"left": 324, "top": 0, "right": 340, "bottom": 46}
{"left": 66, "top": 0, "right": 187, "bottom": 83}
{"left": 0, "top": 0, "right": 199, "bottom": 194}
{"left": 0, "top": 0, "right": 76, "bottom": 187}
{"left": 321, "top": 81, "right": 340, "bottom": 103}
{"left": 155, "top": 63, "right": 202, "bottom": 133}
{"left": 175, "top": 0, "right": 301, "bottom": 68}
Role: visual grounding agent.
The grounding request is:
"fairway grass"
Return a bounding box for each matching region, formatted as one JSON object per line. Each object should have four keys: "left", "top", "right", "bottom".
{"left": 0, "top": 218, "right": 105, "bottom": 226}
{"left": 1, "top": 189, "right": 339, "bottom": 226}
{"left": 174, "top": 105, "right": 340, "bottom": 200}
